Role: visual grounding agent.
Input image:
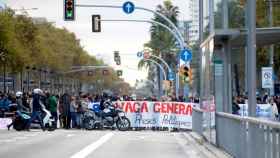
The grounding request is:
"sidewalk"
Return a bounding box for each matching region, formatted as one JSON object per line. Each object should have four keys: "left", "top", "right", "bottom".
{"left": 183, "top": 132, "right": 233, "bottom": 158}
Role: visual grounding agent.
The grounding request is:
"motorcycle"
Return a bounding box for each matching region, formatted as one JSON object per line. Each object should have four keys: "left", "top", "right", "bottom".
{"left": 13, "top": 107, "right": 55, "bottom": 131}
{"left": 83, "top": 100, "right": 131, "bottom": 131}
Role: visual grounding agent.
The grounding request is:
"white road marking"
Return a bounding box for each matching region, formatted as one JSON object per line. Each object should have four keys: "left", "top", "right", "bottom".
{"left": 70, "top": 132, "right": 114, "bottom": 158}
{"left": 66, "top": 134, "right": 75, "bottom": 137}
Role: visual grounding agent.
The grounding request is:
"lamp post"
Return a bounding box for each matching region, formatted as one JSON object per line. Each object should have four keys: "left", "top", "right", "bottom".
{"left": 0, "top": 51, "right": 6, "bottom": 93}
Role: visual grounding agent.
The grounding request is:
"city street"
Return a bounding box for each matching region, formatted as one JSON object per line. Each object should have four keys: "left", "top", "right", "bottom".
{"left": 0, "top": 130, "right": 228, "bottom": 158}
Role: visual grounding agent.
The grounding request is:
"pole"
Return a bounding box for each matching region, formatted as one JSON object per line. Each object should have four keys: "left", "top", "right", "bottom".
{"left": 101, "top": 19, "right": 184, "bottom": 49}
{"left": 247, "top": 0, "right": 256, "bottom": 117}
{"left": 3, "top": 62, "right": 6, "bottom": 93}
{"left": 141, "top": 59, "right": 167, "bottom": 81}
{"left": 269, "top": 0, "right": 274, "bottom": 96}
{"left": 199, "top": 0, "right": 203, "bottom": 103}
{"left": 75, "top": 4, "right": 187, "bottom": 98}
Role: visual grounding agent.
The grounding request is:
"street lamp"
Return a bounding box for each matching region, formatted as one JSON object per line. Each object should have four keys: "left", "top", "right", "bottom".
{"left": 25, "top": 66, "right": 30, "bottom": 92}
{"left": 0, "top": 51, "right": 6, "bottom": 93}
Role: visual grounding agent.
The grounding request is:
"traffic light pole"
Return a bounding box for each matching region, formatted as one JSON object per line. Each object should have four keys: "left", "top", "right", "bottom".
{"left": 100, "top": 19, "right": 184, "bottom": 49}
{"left": 141, "top": 59, "right": 167, "bottom": 81}
{"left": 65, "top": 66, "right": 113, "bottom": 74}
{"left": 75, "top": 3, "right": 186, "bottom": 98}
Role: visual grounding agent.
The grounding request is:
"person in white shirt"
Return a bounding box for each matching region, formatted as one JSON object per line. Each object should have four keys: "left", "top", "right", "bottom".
{"left": 270, "top": 99, "right": 279, "bottom": 121}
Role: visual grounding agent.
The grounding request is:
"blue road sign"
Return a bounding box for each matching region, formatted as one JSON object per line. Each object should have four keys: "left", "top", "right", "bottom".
{"left": 180, "top": 49, "right": 192, "bottom": 62}
{"left": 137, "top": 52, "right": 143, "bottom": 58}
{"left": 168, "top": 72, "right": 175, "bottom": 81}
{"left": 122, "top": 1, "right": 135, "bottom": 14}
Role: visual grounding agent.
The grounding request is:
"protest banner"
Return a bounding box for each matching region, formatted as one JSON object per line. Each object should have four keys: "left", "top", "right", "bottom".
{"left": 238, "top": 104, "right": 272, "bottom": 119}
{"left": 0, "top": 118, "right": 12, "bottom": 129}
{"left": 114, "top": 101, "right": 197, "bottom": 129}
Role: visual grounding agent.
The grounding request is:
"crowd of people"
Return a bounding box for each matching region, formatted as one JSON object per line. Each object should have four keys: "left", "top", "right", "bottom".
{"left": 0, "top": 90, "right": 200, "bottom": 131}
{"left": 232, "top": 93, "right": 280, "bottom": 121}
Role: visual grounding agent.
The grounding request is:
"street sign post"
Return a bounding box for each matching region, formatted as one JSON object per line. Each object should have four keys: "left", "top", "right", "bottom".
{"left": 92, "top": 15, "right": 101, "bottom": 32}
{"left": 122, "top": 1, "right": 135, "bottom": 14}
{"left": 262, "top": 67, "right": 273, "bottom": 88}
{"left": 180, "top": 49, "right": 192, "bottom": 62}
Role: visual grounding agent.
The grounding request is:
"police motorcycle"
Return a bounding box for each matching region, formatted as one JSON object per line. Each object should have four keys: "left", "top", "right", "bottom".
{"left": 83, "top": 99, "right": 131, "bottom": 131}
{"left": 13, "top": 89, "right": 55, "bottom": 131}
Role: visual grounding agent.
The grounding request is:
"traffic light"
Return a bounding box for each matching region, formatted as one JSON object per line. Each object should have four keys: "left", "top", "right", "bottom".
{"left": 182, "top": 66, "right": 189, "bottom": 77}
{"left": 116, "top": 60, "right": 121, "bottom": 65}
{"left": 92, "top": 15, "right": 101, "bottom": 32}
{"left": 180, "top": 65, "right": 192, "bottom": 83}
{"left": 64, "top": 0, "right": 75, "bottom": 21}
{"left": 114, "top": 51, "right": 119, "bottom": 61}
{"left": 117, "top": 70, "right": 123, "bottom": 77}
{"left": 114, "top": 51, "right": 121, "bottom": 65}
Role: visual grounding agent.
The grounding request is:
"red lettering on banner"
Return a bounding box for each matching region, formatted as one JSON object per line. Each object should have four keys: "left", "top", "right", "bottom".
{"left": 179, "top": 104, "right": 185, "bottom": 115}
{"left": 185, "top": 104, "right": 192, "bottom": 115}
{"left": 161, "top": 103, "right": 167, "bottom": 113}
{"left": 118, "top": 101, "right": 193, "bottom": 116}
{"left": 167, "top": 103, "right": 173, "bottom": 113}
{"left": 124, "top": 102, "right": 134, "bottom": 112}
{"left": 174, "top": 103, "right": 179, "bottom": 114}
{"left": 141, "top": 102, "right": 148, "bottom": 112}
{"left": 154, "top": 103, "right": 160, "bottom": 113}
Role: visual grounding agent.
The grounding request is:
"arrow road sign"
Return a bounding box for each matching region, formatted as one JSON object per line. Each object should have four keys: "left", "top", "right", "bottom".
{"left": 168, "top": 72, "right": 175, "bottom": 81}
{"left": 180, "top": 49, "right": 192, "bottom": 62}
{"left": 137, "top": 52, "right": 143, "bottom": 58}
{"left": 122, "top": 1, "right": 135, "bottom": 14}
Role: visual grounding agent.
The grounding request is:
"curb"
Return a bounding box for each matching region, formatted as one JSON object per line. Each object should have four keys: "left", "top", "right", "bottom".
{"left": 186, "top": 132, "right": 233, "bottom": 158}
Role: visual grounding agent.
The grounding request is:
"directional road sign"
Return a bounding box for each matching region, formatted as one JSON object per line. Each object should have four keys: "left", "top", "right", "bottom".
{"left": 180, "top": 49, "right": 192, "bottom": 62}
{"left": 137, "top": 52, "right": 143, "bottom": 58}
{"left": 122, "top": 1, "right": 135, "bottom": 14}
{"left": 168, "top": 72, "right": 175, "bottom": 81}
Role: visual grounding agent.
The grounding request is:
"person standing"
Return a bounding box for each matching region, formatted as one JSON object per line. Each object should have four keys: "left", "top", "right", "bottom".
{"left": 61, "top": 93, "right": 71, "bottom": 129}
{"left": 70, "top": 96, "right": 77, "bottom": 128}
{"left": 270, "top": 99, "right": 279, "bottom": 121}
{"left": 48, "top": 94, "right": 58, "bottom": 128}
{"left": 26, "top": 89, "right": 45, "bottom": 131}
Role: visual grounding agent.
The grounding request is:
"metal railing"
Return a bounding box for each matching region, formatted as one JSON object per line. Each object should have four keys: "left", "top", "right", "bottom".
{"left": 192, "top": 107, "right": 204, "bottom": 136}
{"left": 216, "top": 112, "right": 280, "bottom": 158}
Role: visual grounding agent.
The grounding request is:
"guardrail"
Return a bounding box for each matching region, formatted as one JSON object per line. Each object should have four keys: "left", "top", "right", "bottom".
{"left": 216, "top": 112, "right": 280, "bottom": 158}
{"left": 192, "top": 107, "right": 204, "bottom": 136}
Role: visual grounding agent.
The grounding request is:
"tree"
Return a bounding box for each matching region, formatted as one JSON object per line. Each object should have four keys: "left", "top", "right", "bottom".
{"left": 138, "top": 0, "right": 180, "bottom": 93}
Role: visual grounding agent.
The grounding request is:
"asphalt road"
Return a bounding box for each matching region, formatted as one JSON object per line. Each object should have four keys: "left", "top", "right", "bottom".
{"left": 0, "top": 129, "right": 229, "bottom": 158}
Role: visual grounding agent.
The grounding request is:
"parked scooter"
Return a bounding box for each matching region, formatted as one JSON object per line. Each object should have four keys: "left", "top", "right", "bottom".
{"left": 83, "top": 100, "right": 131, "bottom": 131}
{"left": 13, "top": 106, "right": 55, "bottom": 131}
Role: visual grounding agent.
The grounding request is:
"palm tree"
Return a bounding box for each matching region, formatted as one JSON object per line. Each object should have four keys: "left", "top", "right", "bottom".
{"left": 138, "top": 0, "right": 180, "bottom": 95}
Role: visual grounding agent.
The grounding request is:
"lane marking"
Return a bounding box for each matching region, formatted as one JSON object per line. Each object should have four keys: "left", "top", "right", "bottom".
{"left": 70, "top": 132, "right": 114, "bottom": 158}
{"left": 66, "top": 134, "right": 75, "bottom": 137}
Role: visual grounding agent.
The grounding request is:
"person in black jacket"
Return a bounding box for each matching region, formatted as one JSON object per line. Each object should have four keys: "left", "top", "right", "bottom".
{"left": 26, "top": 89, "right": 45, "bottom": 131}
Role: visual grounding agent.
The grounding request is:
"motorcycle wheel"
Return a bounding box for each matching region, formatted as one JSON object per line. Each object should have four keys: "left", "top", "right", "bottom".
{"left": 83, "top": 117, "right": 95, "bottom": 130}
{"left": 116, "top": 117, "right": 131, "bottom": 131}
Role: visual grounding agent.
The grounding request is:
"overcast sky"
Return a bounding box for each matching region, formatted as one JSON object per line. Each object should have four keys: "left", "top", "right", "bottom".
{"left": 4, "top": 0, "right": 190, "bottom": 86}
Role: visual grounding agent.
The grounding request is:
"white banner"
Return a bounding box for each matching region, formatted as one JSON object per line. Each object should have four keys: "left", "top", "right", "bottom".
{"left": 238, "top": 104, "right": 272, "bottom": 119}
{"left": 114, "top": 101, "right": 197, "bottom": 129}
{"left": 0, "top": 118, "right": 12, "bottom": 129}
{"left": 262, "top": 67, "right": 273, "bottom": 88}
